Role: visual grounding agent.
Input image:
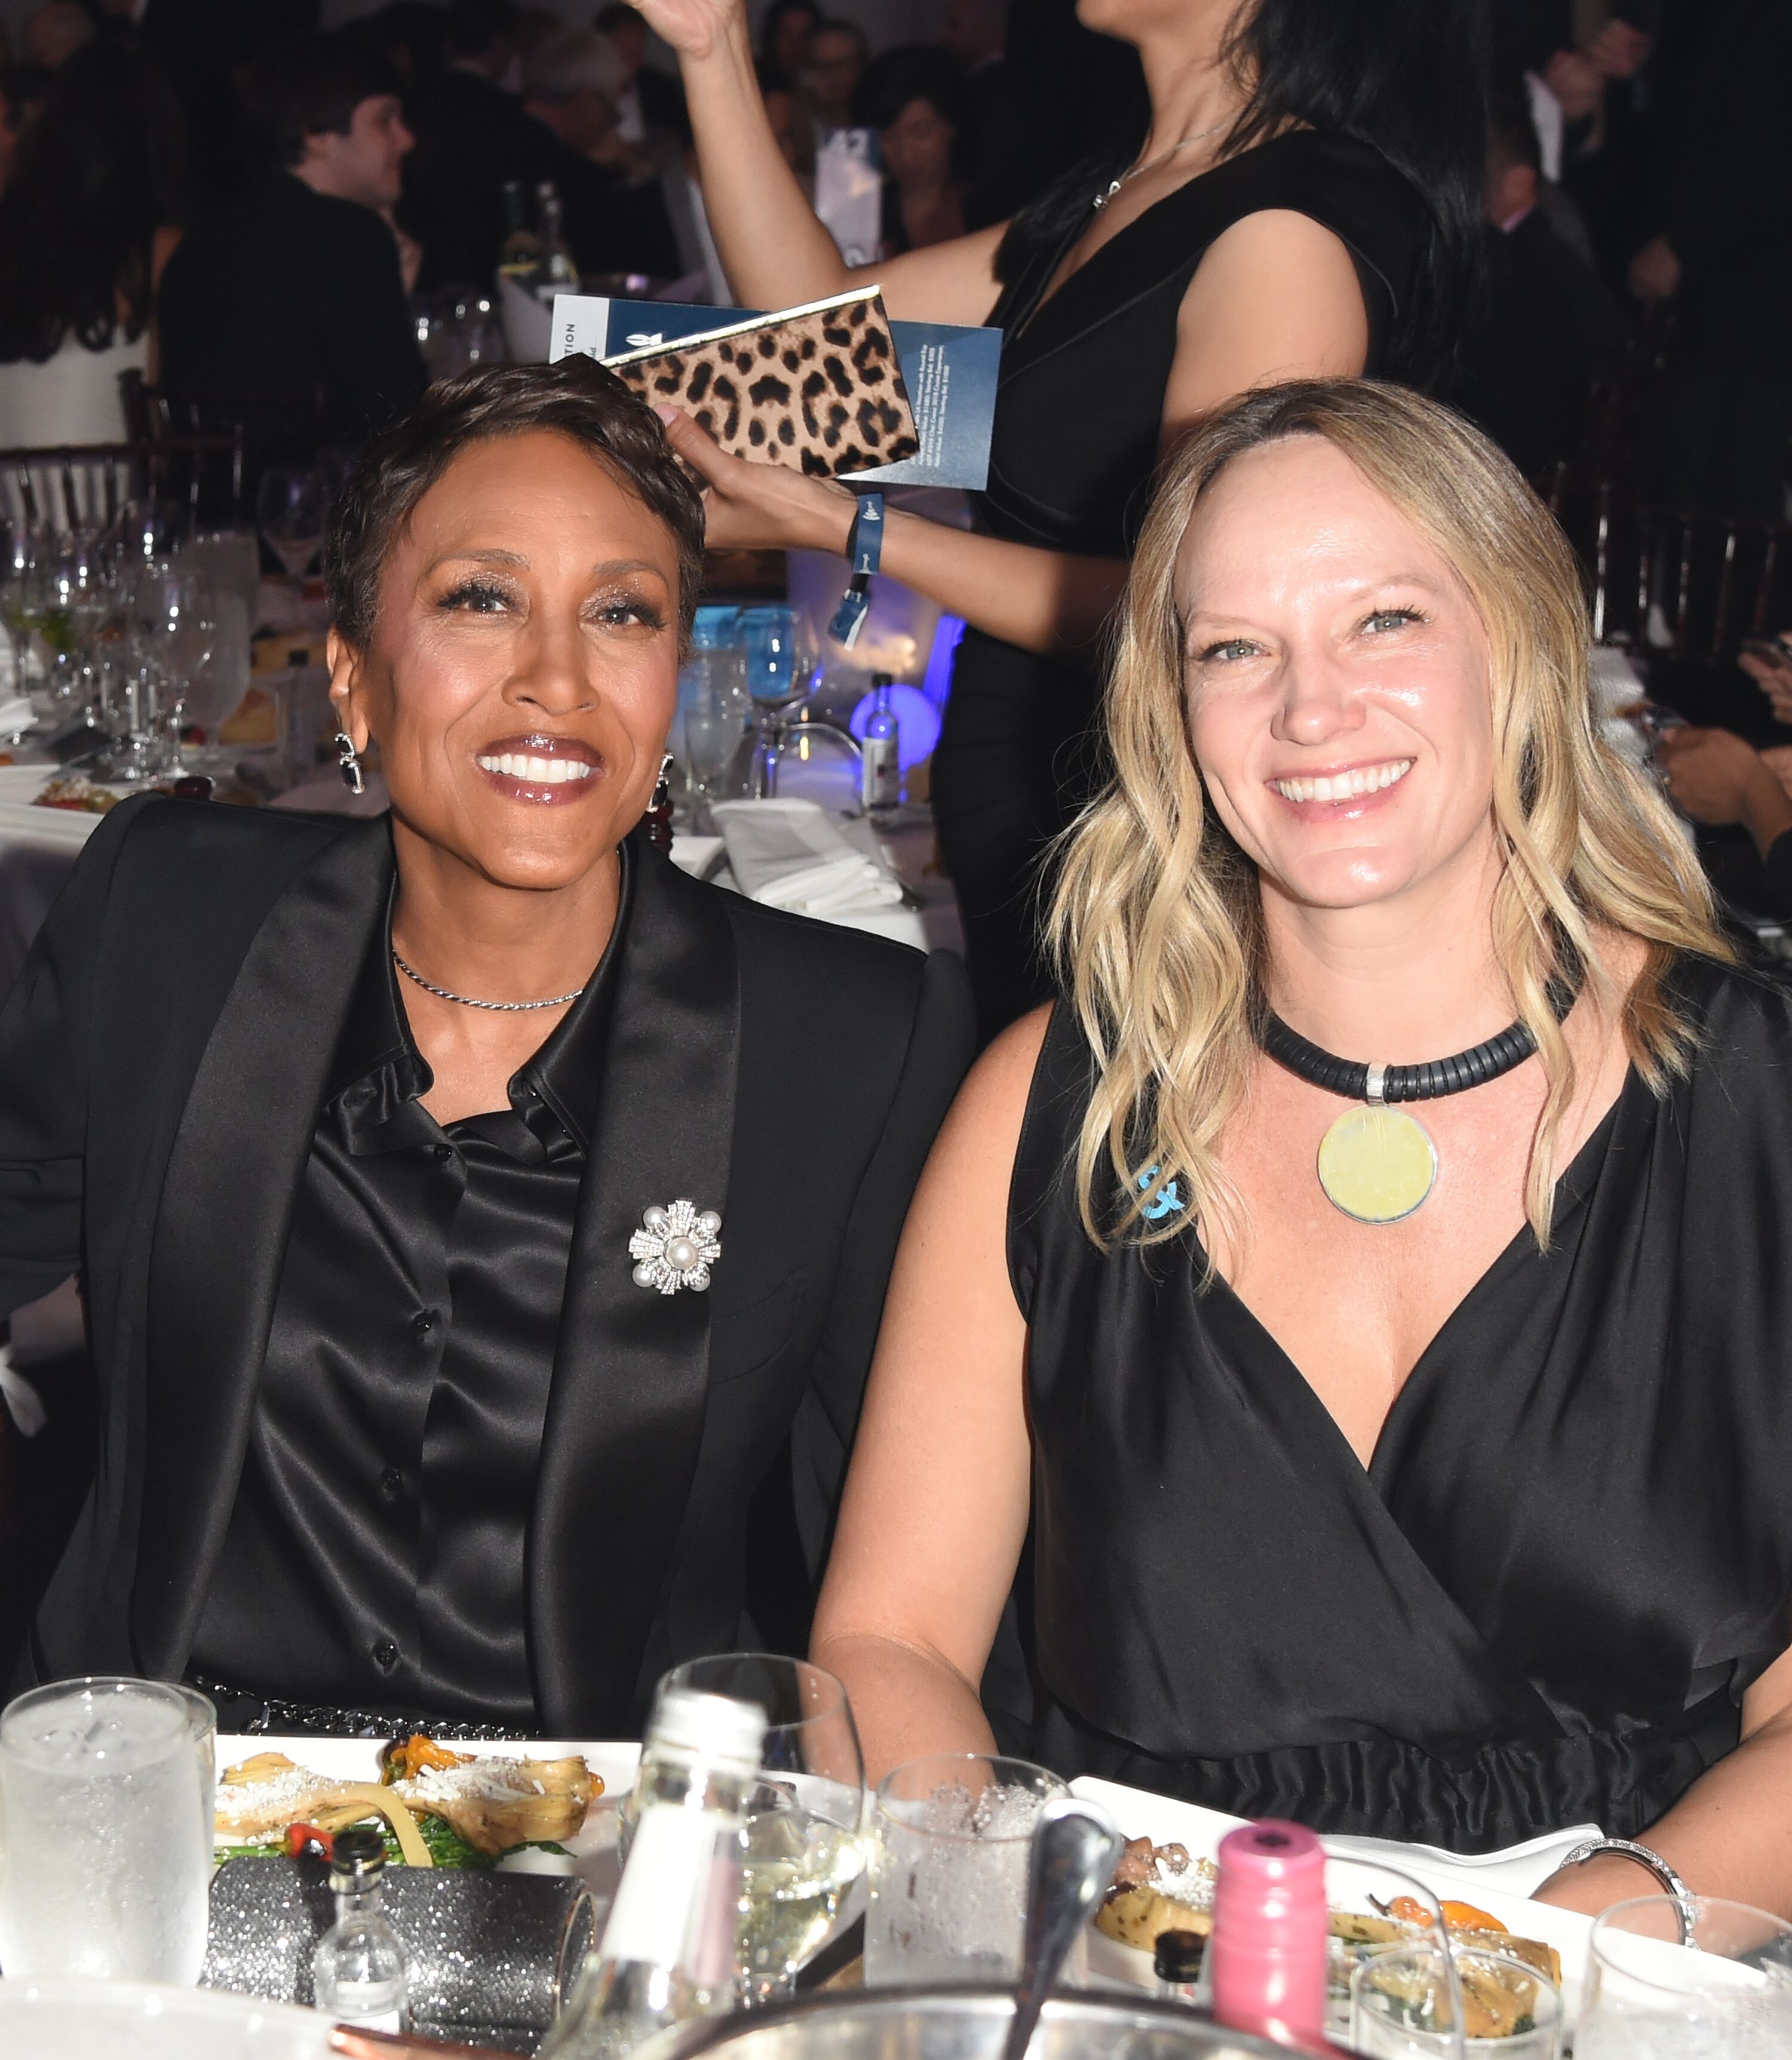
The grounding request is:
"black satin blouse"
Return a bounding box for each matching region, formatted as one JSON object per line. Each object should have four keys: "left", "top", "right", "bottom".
{"left": 1008, "top": 957, "right": 1792, "bottom": 1849}
{"left": 191, "top": 853, "right": 633, "bottom": 1727}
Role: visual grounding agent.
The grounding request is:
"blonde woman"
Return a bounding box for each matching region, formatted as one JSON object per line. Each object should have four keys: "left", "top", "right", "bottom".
{"left": 812, "top": 381, "right": 1792, "bottom": 1918}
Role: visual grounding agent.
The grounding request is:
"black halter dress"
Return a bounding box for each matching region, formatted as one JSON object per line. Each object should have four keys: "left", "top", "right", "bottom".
{"left": 933, "top": 133, "right": 1429, "bottom": 1042}
{"left": 1007, "top": 957, "right": 1792, "bottom": 1848}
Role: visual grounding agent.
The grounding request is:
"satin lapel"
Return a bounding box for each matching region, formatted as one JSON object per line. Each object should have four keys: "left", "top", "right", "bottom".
{"left": 133, "top": 819, "right": 393, "bottom": 1674}
{"left": 532, "top": 840, "right": 740, "bottom": 1734}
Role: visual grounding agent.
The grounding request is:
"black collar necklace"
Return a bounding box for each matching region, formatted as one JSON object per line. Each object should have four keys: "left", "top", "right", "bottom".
{"left": 1259, "top": 983, "right": 1575, "bottom": 1224}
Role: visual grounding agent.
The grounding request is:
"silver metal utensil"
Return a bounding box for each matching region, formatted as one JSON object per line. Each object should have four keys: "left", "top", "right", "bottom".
{"left": 1001, "top": 1798, "right": 1124, "bottom": 2060}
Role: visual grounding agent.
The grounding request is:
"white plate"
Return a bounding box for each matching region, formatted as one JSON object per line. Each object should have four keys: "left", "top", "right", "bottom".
{"left": 216, "top": 1735, "right": 642, "bottom": 1893}
{"left": 0, "top": 797, "right": 106, "bottom": 846}
{"left": 0, "top": 1977, "right": 329, "bottom": 2059}
{"left": 1069, "top": 1775, "right": 1594, "bottom": 2024}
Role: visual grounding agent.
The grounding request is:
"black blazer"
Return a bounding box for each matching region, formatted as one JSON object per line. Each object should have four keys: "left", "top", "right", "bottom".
{"left": 0, "top": 799, "right": 974, "bottom": 1731}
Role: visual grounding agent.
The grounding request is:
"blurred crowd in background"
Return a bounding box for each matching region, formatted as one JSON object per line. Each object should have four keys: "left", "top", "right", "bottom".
{"left": 0, "top": 2, "right": 1788, "bottom": 515}
{"left": 0, "top": 0, "right": 1787, "bottom": 917}
{"left": 0, "top": 0, "right": 1784, "bottom": 526}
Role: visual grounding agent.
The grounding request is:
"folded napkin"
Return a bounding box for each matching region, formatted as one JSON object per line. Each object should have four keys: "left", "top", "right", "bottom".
{"left": 712, "top": 798, "right": 904, "bottom": 916}
{"left": 0, "top": 695, "right": 36, "bottom": 734}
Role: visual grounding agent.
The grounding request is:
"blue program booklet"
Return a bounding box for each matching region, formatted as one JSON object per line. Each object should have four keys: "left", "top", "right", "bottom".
{"left": 550, "top": 291, "right": 1002, "bottom": 493}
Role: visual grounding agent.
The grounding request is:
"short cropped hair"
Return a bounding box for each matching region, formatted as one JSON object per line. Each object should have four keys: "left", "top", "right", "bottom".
{"left": 327, "top": 360, "right": 706, "bottom": 654}
{"left": 522, "top": 27, "right": 627, "bottom": 103}
{"left": 240, "top": 32, "right": 401, "bottom": 173}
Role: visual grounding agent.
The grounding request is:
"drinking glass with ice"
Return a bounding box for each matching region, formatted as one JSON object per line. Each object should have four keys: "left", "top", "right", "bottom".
{"left": 0, "top": 1676, "right": 210, "bottom": 1982}
{"left": 865, "top": 1753, "right": 1071, "bottom": 1987}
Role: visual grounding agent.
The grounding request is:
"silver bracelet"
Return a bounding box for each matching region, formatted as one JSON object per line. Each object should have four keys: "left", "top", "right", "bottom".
{"left": 1559, "top": 1837, "right": 1695, "bottom": 1939}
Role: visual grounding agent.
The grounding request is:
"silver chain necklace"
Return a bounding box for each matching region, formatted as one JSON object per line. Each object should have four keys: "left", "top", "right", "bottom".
{"left": 392, "top": 950, "right": 585, "bottom": 1012}
{"left": 1093, "top": 119, "right": 1229, "bottom": 210}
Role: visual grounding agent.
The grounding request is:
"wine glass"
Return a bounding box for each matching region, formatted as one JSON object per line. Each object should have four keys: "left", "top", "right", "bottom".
{"left": 649, "top": 1653, "right": 866, "bottom": 2007}
{"left": 256, "top": 466, "right": 326, "bottom": 602}
{"left": 738, "top": 604, "right": 810, "bottom": 797}
{"left": 1578, "top": 1896, "right": 1792, "bottom": 2059}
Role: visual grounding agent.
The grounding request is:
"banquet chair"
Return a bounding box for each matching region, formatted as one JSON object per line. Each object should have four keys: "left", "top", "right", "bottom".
{"left": 0, "top": 433, "right": 246, "bottom": 541}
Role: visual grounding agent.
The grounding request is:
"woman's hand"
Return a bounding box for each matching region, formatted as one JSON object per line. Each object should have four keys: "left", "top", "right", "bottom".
{"left": 1741, "top": 640, "right": 1792, "bottom": 724}
{"left": 1543, "top": 48, "right": 1604, "bottom": 124}
{"left": 653, "top": 405, "right": 857, "bottom": 555}
{"left": 1657, "top": 726, "right": 1792, "bottom": 857}
{"left": 1658, "top": 726, "right": 1772, "bottom": 825}
{"left": 621, "top": 0, "right": 740, "bottom": 62}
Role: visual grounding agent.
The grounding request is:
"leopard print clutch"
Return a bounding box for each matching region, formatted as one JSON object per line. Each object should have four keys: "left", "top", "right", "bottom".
{"left": 605, "top": 287, "right": 921, "bottom": 479}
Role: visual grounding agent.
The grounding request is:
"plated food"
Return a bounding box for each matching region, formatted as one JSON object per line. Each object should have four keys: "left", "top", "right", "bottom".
{"left": 1098, "top": 1835, "right": 1562, "bottom": 2034}
{"left": 33, "top": 775, "right": 118, "bottom": 813}
{"left": 214, "top": 1732, "right": 602, "bottom": 1869}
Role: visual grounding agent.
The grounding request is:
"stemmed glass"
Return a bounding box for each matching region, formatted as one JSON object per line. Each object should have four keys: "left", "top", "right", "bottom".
{"left": 648, "top": 1653, "right": 866, "bottom": 2007}
{"left": 256, "top": 465, "right": 327, "bottom": 602}
{"left": 1578, "top": 1896, "right": 1792, "bottom": 2059}
{"left": 737, "top": 606, "right": 815, "bottom": 798}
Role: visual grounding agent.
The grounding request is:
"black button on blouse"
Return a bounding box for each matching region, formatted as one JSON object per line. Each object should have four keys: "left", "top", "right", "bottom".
{"left": 192, "top": 852, "right": 633, "bottom": 1727}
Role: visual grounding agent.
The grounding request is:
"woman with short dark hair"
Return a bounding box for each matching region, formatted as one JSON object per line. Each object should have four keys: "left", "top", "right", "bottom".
{"left": 0, "top": 360, "right": 973, "bottom": 1734}
{"left": 625, "top": 0, "right": 1484, "bottom": 1042}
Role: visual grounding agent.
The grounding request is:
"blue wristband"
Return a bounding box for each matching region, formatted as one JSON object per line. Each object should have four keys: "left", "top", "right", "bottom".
{"left": 829, "top": 491, "right": 885, "bottom": 647}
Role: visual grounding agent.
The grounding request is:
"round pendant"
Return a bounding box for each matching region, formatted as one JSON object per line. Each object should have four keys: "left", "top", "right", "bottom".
{"left": 1316, "top": 1104, "right": 1438, "bottom": 1224}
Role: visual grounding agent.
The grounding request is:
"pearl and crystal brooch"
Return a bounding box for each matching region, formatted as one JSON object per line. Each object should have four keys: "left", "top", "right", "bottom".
{"left": 629, "top": 1199, "right": 723, "bottom": 1294}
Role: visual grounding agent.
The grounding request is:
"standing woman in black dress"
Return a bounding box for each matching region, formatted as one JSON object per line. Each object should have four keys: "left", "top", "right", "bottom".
{"left": 623, "top": 0, "right": 1483, "bottom": 1039}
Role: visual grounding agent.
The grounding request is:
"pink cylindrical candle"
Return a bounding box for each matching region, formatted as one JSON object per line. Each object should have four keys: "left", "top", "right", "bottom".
{"left": 1210, "top": 1820, "right": 1328, "bottom": 2046}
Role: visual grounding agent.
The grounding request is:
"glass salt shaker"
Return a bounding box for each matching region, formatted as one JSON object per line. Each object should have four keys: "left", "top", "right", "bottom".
{"left": 312, "top": 1823, "right": 410, "bottom": 2033}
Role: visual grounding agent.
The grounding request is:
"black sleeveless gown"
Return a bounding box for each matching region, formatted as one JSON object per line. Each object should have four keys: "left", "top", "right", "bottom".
{"left": 1008, "top": 958, "right": 1792, "bottom": 1847}
{"left": 933, "top": 133, "right": 1430, "bottom": 1042}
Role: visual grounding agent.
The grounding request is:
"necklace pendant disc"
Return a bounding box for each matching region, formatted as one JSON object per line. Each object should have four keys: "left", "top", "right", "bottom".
{"left": 1316, "top": 1104, "right": 1437, "bottom": 1224}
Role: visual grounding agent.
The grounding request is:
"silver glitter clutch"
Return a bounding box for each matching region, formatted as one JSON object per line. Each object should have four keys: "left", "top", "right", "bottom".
{"left": 202, "top": 1856, "right": 597, "bottom": 2055}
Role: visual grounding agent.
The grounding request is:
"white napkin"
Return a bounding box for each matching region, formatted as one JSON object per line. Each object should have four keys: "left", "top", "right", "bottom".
{"left": 712, "top": 799, "right": 903, "bottom": 916}
{"left": 0, "top": 695, "right": 35, "bottom": 734}
{"left": 1321, "top": 1823, "right": 1603, "bottom": 1899}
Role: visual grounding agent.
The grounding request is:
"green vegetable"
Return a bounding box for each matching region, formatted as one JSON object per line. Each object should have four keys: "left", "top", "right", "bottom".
{"left": 418, "top": 1815, "right": 495, "bottom": 1868}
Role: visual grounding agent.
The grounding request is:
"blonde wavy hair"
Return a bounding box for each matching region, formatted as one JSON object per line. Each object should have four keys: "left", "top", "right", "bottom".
{"left": 1048, "top": 379, "right": 1730, "bottom": 1255}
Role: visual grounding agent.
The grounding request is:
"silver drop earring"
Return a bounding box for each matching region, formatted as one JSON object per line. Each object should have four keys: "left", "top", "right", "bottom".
{"left": 335, "top": 732, "right": 366, "bottom": 796}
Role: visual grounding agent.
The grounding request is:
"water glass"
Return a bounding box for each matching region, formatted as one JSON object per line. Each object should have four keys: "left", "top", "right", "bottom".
{"left": 865, "top": 1752, "right": 1069, "bottom": 1987}
{"left": 649, "top": 1654, "right": 866, "bottom": 2006}
{"left": 174, "top": 1681, "right": 217, "bottom": 1858}
{"left": 0, "top": 1676, "right": 211, "bottom": 1982}
{"left": 1351, "top": 1944, "right": 1560, "bottom": 2059}
{"left": 679, "top": 649, "right": 751, "bottom": 830}
{"left": 180, "top": 589, "right": 252, "bottom": 757}
{"left": 185, "top": 527, "right": 263, "bottom": 639}
{"left": 1577, "top": 1896, "right": 1792, "bottom": 2059}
